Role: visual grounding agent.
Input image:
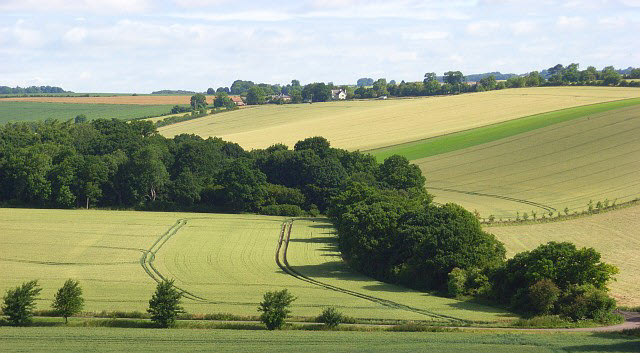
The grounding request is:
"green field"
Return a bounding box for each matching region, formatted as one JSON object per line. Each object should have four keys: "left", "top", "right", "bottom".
{"left": 490, "top": 204, "right": 640, "bottom": 307}
{"left": 368, "top": 98, "right": 640, "bottom": 161}
{"left": 158, "top": 87, "right": 640, "bottom": 151}
{"left": 0, "top": 209, "right": 514, "bottom": 324}
{"left": 1, "top": 327, "right": 638, "bottom": 353}
{"left": 410, "top": 104, "right": 640, "bottom": 219}
{"left": 0, "top": 101, "right": 173, "bottom": 123}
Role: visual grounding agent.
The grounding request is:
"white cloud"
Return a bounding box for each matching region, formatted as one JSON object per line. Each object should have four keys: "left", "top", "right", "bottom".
{"left": 0, "top": 0, "right": 151, "bottom": 14}
{"left": 556, "top": 16, "right": 586, "bottom": 29}
{"left": 64, "top": 27, "right": 88, "bottom": 43}
{"left": 511, "top": 20, "right": 536, "bottom": 35}
{"left": 466, "top": 21, "right": 500, "bottom": 36}
{"left": 402, "top": 31, "right": 450, "bottom": 41}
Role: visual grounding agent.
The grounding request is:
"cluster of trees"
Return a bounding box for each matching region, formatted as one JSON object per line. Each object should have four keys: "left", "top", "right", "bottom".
{"left": 328, "top": 156, "right": 619, "bottom": 322}
{"left": 0, "top": 121, "right": 381, "bottom": 217}
{"left": 0, "top": 86, "right": 68, "bottom": 94}
{"left": 2, "top": 279, "right": 83, "bottom": 326}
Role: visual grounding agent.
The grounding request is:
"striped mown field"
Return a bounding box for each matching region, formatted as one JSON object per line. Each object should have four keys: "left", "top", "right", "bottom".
{"left": 0, "top": 208, "right": 514, "bottom": 324}
{"left": 158, "top": 87, "right": 640, "bottom": 151}
{"left": 414, "top": 104, "right": 640, "bottom": 219}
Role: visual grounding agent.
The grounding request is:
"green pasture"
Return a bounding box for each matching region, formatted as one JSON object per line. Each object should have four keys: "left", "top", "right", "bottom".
{"left": 0, "top": 101, "right": 173, "bottom": 123}
{"left": 1, "top": 327, "right": 638, "bottom": 353}
{"left": 414, "top": 104, "right": 640, "bottom": 219}
{"left": 367, "top": 97, "right": 640, "bottom": 161}
{"left": 0, "top": 209, "right": 514, "bottom": 323}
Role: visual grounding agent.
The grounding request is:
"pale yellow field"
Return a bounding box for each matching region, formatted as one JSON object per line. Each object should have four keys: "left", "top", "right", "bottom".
{"left": 490, "top": 204, "right": 640, "bottom": 307}
{"left": 158, "top": 87, "right": 640, "bottom": 151}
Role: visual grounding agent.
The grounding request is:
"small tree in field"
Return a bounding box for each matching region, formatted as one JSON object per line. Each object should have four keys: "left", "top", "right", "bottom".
{"left": 317, "top": 307, "right": 344, "bottom": 328}
{"left": 52, "top": 279, "right": 84, "bottom": 324}
{"left": 147, "top": 280, "right": 183, "bottom": 328}
{"left": 258, "top": 289, "right": 296, "bottom": 330}
{"left": 2, "top": 280, "right": 41, "bottom": 326}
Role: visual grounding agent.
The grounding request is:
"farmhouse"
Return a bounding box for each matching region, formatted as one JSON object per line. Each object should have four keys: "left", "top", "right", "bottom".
{"left": 229, "top": 95, "right": 245, "bottom": 106}
{"left": 271, "top": 93, "right": 292, "bottom": 102}
{"left": 331, "top": 89, "right": 347, "bottom": 100}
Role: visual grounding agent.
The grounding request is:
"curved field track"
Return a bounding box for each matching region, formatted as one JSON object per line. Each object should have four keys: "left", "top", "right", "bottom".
{"left": 150, "top": 216, "right": 515, "bottom": 322}
{"left": 415, "top": 104, "right": 640, "bottom": 218}
{"left": 158, "top": 87, "right": 640, "bottom": 151}
{"left": 490, "top": 204, "right": 640, "bottom": 307}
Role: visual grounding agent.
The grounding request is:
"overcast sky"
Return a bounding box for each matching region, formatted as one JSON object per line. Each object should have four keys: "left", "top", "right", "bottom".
{"left": 1, "top": 0, "right": 639, "bottom": 93}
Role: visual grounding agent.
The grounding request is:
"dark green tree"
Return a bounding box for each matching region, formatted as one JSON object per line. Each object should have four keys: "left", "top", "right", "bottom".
{"left": 74, "top": 114, "right": 87, "bottom": 124}
{"left": 377, "top": 155, "right": 425, "bottom": 191}
{"left": 2, "top": 280, "right": 41, "bottom": 326}
{"left": 246, "top": 86, "right": 265, "bottom": 105}
{"left": 258, "top": 289, "right": 296, "bottom": 330}
{"left": 52, "top": 279, "right": 84, "bottom": 324}
{"left": 317, "top": 307, "right": 344, "bottom": 328}
{"left": 190, "top": 93, "right": 207, "bottom": 110}
{"left": 147, "top": 279, "right": 183, "bottom": 328}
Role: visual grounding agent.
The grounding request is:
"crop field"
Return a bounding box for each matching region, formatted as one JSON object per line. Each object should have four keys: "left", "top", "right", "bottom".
{"left": 0, "top": 95, "right": 214, "bottom": 105}
{"left": 1, "top": 328, "right": 639, "bottom": 353}
{"left": 158, "top": 87, "right": 640, "bottom": 151}
{"left": 411, "top": 104, "right": 640, "bottom": 219}
{"left": 0, "top": 101, "right": 176, "bottom": 123}
{"left": 490, "top": 204, "right": 640, "bottom": 307}
{"left": 0, "top": 209, "right": 513, "bottom": 323}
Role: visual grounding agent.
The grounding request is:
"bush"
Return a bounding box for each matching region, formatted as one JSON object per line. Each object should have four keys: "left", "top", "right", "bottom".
{"left": 447, "top": 268, "right": 467, "bottom": 297}
{"left": 258, "top": 289, "right": 296, "bottom": 330}
{"left": 316, "top": 307, "right": 343, "bottom": 328}
{"left": 147, "top": 280, "right": 184, "bottom": 328}
{"left": 2, "top": 280, "right": 41, "bottom": 326}
{"left": 528, "top": 279, "right": 560, "bottom": 315}
{"left": 260, "top": 204, "right": 304, "bottom": 217}
{"left": 558, "top": 285, "right": 616, "bottom": 321}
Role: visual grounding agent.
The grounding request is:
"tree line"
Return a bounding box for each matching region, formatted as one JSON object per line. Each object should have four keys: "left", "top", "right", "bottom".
{"left": 207, "top": 63, "right": 639, "bottom": 106}
{"left": 0, "top": 86, "right": 68, "bottom": 94}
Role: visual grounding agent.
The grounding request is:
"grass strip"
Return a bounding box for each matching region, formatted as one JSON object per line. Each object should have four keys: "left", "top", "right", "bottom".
{"left": 367, "top": 98, "right": 640, "bottom": 161}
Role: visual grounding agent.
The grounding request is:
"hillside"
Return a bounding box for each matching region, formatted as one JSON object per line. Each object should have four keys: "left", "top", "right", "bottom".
{"left": 413, "top": 103, "right": 640, "bottom": 218}
{"left": 157, "top": 87, "right": 640, "bottom": 151}
{"left": 490, "top": 204, "right": 640, "bottom": 307}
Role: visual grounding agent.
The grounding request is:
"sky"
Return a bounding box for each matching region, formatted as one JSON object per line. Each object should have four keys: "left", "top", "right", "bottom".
{"left": 1, "top": 0, "right": 639, "bottom": 93}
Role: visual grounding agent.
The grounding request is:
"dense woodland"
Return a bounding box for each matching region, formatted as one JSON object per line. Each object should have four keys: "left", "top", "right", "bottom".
{"left": 0, "top": 119, "right": 619, "bottom": 322}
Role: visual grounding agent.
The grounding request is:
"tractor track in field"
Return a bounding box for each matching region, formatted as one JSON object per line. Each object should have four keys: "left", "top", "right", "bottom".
{"left": 428, "top": 186, "right": 556, "bottom": 213}
{"left": 139, "top": 218, "right": 209, "bottom": 303}
{"left": 275, "top": 221, "right": 468, "bottom": 324}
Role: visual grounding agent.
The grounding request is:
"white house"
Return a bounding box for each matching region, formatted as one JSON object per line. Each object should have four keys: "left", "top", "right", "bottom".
{"left": 331, "top": 89, "right": 347, "bottom": 100}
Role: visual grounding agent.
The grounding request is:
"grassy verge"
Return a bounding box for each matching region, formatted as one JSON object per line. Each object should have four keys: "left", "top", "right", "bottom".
{"left": 367, "top": 97, "right": 640, "bottom": 161}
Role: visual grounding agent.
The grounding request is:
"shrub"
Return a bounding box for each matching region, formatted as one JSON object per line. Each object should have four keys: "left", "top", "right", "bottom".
{"left": 558, "top": 285, "right": 616, "bottom": 321}
{"left": 258, "top": 289, "right": 296, "bottom": 330}
{"left": 317, "top": 307, "right": 344, "bottom": 328}
{"left": 147, "top": 280, "right": 184, "bottom": 328}
{"left": 528, "top": 279, "right": 560, "bottom": 315}
{"left": 447, "top": 268, "right": 467, "bottom": 297}
{"left": 260, "top": 204, "right": 304, "bottom": 217}
{"left": 2, "top": 280, "right": 41, "bottom": 326}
